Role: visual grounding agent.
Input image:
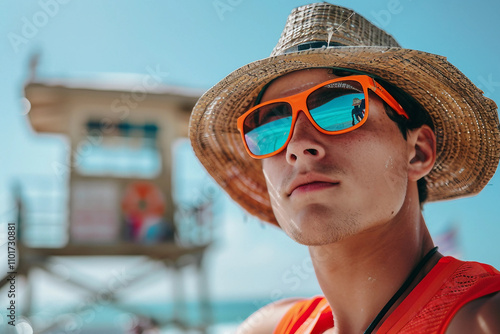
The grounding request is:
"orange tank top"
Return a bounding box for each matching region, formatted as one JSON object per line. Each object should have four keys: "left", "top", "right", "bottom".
{"left": 274, "top": 257, "right": 500, "bottom": 334}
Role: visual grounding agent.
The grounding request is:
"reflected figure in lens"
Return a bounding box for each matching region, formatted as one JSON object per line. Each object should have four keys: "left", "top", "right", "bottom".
{"left": 351, "top": 97, "right": 365, "bottom": 125}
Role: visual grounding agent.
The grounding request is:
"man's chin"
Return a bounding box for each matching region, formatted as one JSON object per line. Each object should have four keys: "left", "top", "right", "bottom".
{"left": 280, "top": 220, "right": 358, "bottom": 247}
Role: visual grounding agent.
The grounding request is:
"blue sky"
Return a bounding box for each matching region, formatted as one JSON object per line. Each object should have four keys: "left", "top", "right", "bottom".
{"left": 1, "top": 0, "right": 500, "bottom": 309}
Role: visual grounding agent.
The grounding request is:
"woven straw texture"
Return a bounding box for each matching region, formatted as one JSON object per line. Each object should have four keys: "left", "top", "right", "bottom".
{"left": 189, "top": 3, "right": 500, "bottom": 225}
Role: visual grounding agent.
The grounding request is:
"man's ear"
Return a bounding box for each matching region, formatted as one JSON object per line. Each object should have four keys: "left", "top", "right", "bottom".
{"left": 407, "top": 125, "right": 436, "bottom": 181}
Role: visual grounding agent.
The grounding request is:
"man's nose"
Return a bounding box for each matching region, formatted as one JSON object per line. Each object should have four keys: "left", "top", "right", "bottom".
{"left": 285, "top": 112, "right": 326, "bottom": 164}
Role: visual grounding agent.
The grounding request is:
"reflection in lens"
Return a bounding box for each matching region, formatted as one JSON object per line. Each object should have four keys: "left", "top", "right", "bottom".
{"left": 245, "top": 116, "right": 291, "bottom": 156}
{"left": 244, "top": 102, "right": 293, "bottom": 156}
{"left": 308, "top": 80, "right": 366, "bottom": 131}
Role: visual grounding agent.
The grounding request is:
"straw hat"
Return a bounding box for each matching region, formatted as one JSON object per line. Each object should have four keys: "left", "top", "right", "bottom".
{"left": 189, "top": 2, "right": 500, "bottom": 225}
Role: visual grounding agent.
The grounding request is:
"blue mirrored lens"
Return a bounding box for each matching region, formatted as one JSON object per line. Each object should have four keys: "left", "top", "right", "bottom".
{"left": 307, "top": 80, "right": 366, "bottom": 131}
{"left": 243, "top": 102, "right": 292, "bottom": 156}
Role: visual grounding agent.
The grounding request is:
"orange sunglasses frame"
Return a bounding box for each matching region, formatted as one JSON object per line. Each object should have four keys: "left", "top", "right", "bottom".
{"left": 237, "top": 75, "right": 409, "bottom": 159}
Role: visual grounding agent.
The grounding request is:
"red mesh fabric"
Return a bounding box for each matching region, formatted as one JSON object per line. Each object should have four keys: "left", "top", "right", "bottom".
{"left": 274, "top": 258, "right": 500, "bottom": 333}
{"left": 397, "top": 261, "right": 499, "bottom": 333}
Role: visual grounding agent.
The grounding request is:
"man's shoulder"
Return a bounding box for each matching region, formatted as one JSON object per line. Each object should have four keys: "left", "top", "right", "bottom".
{"left": 439, "top": 257, "right": 500, "bottom": 333}
{"left": 446, "top": 292, "right": 500, "bottom": 334}
{"left": 235, "top": 297, "right": 306, "bottom": 334}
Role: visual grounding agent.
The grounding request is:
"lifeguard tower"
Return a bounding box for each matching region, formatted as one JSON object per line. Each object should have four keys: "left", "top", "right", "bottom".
{"left": 6, "top": 59, "right": 215, "bottom": 333}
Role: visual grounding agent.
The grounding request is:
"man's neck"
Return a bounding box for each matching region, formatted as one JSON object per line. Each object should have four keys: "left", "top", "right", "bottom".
{"left": 308, "top": 211, "right": 440, "bottom": 334}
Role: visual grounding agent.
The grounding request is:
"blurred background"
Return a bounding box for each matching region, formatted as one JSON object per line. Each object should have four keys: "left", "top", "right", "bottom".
{"left": 1, "top": 1, "right": 499, "bottom": 333}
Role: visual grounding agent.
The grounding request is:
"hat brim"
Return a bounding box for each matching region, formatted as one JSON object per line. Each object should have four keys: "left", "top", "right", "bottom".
{"left": 189, "top": 46, "right": 500, "bottom": 225}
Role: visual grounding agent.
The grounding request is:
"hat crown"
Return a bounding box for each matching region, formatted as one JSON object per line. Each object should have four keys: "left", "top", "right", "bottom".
{"left": 271, "top": 2, "right": 400, "bottom": 57}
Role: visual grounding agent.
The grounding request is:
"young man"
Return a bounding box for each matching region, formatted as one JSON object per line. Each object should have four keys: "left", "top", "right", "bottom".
{"left": 189, "top": 3, "right": 500, "bottom": 333}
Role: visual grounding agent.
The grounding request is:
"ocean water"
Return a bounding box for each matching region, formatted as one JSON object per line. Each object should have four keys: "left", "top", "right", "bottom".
{"left": 1, "top": 300, "right": 259, "bottom": 334}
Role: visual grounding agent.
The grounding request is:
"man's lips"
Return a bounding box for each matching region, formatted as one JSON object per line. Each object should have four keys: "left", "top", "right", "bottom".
{"left": 287, "top": 175, "right": 340, "bottom": 196}
{"left": 291, "top": 181, "right": 339, "bottom": 195}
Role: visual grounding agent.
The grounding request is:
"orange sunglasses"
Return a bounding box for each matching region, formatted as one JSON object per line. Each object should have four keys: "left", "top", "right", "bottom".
{"left": 237, "top": 75, "right": 409, "bottom": 159}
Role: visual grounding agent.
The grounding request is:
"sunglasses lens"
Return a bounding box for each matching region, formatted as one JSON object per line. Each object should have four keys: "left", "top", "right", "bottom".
{"left": 243, "top": 102, "right": 293, "bottom": 156}
{"left": 307, "top": 80, "right": 366, "bottom": 131}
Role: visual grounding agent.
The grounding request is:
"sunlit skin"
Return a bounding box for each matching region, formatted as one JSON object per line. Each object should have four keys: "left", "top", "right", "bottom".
{"left": 261, "top": 69, "right": 422, "bottom": 247}
{"left": 236, "top": 68, "right": 500, "bottom": 334}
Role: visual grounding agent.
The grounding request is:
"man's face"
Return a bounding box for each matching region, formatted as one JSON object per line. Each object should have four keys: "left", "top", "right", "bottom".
{"left": 261, "top": 68, "right": 414, "bottom": 245}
